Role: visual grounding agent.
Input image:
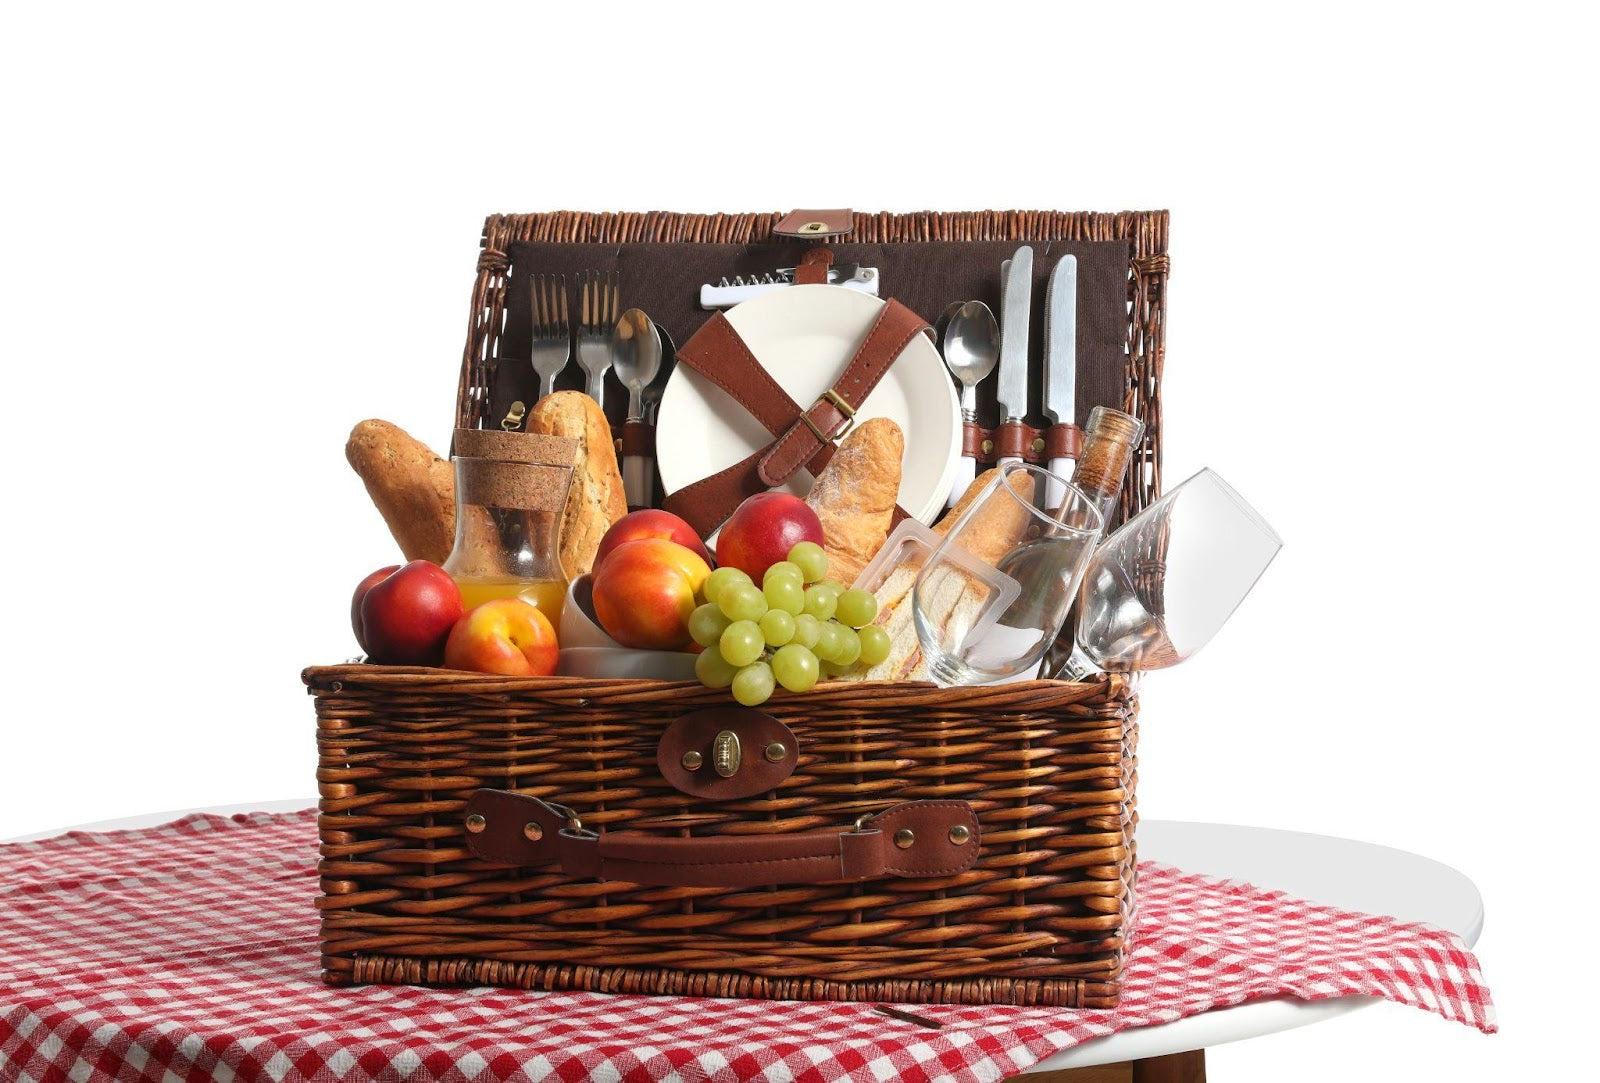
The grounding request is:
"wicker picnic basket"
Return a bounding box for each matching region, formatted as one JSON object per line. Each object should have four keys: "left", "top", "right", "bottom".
{"left": 307, "top": 209, "right": 1169, "bottom": 1008}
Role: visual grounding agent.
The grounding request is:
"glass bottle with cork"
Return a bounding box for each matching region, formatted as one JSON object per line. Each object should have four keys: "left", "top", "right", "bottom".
{"left": 1042, "top": 406, "right": 1144, "bottom": 677}
{"left": 444, "top": 428, "right": 577, "bottom": 626}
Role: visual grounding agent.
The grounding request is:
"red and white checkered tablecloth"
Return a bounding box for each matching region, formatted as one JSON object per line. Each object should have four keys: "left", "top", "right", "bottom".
{"left": 0, "top": 810, "right": 1494, "bottom": 1083}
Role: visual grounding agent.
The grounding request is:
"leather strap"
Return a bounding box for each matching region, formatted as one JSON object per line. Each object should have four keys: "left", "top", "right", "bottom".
{"left": 661, "top": 299, "right": 929, "bottom": 537}
{"left": 1045, "top": 423, "right": 1084, "bottom": 460}
{"left": 793, "top": 247, "right": 833, "bottom": 285}
{"left": 758, "top": 301, "right": 928, "bottom": 485}
{"left": 464, "top": 789, "right": 980, "bottom": 888}
{"left": 959, "top": 422, "right": 1084, "bottom": 464}
{"left": 620, "top": 420, "right": 654, "bottom": 458}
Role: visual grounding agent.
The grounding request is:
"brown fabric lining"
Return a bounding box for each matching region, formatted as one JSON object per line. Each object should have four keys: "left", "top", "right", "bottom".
{"left": 491, "top": 239, "right": 1131, "bottom": 456}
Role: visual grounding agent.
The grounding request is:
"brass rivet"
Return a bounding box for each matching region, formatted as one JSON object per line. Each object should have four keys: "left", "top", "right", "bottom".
{"left": 800, "top": 221, "right": 827, "bottom": 234}
{"left": 1031, "top": 437, "right": 1047, "bottom": 455}
{"left": 894, "top": 828, "right": 915, "bottom": 849}
{"left": 465, "top": 813, "right": 487, "bottom": 833}
{"left": 523, "top": 822, "right": 544, "bottom": 842}
{"left": 948, "top": 825, "right": 971, "bottom": 846}
{"left": 764, "top": 742, "right": 787, "bottom": 763}
{"left": 981, "top": 438, "right": 995, "bottom": 455}
{"left": 682, "top": 750, "right": 704, "bottom": 771}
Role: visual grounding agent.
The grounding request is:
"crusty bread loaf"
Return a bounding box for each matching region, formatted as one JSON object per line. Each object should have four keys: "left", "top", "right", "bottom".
{"left": 526, "top": 391, "right": 626, "bottom": 578}
{"left": 804, "top": 418, "right": 905, "bottom": 587}
{"left": 345, "top": 419, "right": 456, "bottom": 564}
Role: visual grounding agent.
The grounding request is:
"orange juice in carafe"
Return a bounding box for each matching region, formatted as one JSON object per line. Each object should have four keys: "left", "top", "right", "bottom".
{"left": 442, "top": 429, "right": 578, "bottom": 648}
{"left": 453, "top": 576, "right": 566, "bottom": 625}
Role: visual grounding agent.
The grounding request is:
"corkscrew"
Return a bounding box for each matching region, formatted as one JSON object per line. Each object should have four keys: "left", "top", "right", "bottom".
{"left": 698, "top": 264, "right": 879, "bottom": 309}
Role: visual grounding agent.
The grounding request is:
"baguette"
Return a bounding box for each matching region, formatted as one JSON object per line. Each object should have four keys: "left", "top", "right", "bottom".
{"left": 345, "top": 419, "right": 456, "bottom": 565}
{"left": 526, "top": 391, "right": 626, "bottom": 578}
{"left": 804, "top": 418, "right": 904, "bottom": 587}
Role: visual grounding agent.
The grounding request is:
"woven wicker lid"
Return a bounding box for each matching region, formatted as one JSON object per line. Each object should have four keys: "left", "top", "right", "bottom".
{"left": 453, "top": 428, "right": 579, "bottom": 468}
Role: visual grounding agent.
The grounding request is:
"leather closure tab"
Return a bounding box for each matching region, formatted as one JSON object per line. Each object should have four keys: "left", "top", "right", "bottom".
{"left": 773, "top": 209, "right": 853, "bottom": 238}
{"left": 658, "top": 707, "right": 798, "bottom": 800}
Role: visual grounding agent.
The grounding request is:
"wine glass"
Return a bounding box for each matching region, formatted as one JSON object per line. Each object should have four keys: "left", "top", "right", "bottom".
{"left": 1051, "top": 468, "right": 1282, "bottom": 679}
{"left": 914, "top": 461, "right": 1103, "bottom": 686}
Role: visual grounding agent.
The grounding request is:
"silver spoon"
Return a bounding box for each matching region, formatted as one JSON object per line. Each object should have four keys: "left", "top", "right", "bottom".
{"left": 942, "top": 300, "right": 1000, "bottom": 506}
{"left": 610, "top": 308, "right": 662, "bottom": 508}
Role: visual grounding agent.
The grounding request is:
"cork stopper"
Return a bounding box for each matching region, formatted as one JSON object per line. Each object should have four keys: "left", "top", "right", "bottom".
{"left": 452, "top": 428, "right": 579, "bottom": 469}
{"left": 1071, "top": 407, "right": 1144, "bottom": 505}
{"left": 456, "top": 458, "right": 572, "bottom": 512}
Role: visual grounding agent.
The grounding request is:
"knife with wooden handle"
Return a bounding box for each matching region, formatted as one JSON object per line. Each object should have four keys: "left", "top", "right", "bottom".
{"left": 1042, "top": 254, "right": 1078, "bottom": 506}
{"left": 994, "top": 246, "right": 1034, "bottom": 466}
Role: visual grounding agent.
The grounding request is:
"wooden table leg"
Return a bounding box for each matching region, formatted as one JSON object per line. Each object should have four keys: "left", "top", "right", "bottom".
{"left": 1007, "top": 1049, "right": 1206, "bottom": 1083}
{"left": 1132, "top": 1050, "right": 1206, "bottom": 1083}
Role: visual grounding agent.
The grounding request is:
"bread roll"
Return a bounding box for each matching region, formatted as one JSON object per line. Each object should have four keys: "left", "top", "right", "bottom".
{"left": 345, "top": 419, "right": 456, "bottom": 564}
{"left": 526, "top": 391, "right": 626, "bottom": 578}
{"left": 804, "top": 418, "right": 904, "bottom": 586}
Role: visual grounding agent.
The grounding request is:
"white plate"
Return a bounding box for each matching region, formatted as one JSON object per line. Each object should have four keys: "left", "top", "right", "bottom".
{"left": 657, "top": 286, "right": 962, "bottom": 527}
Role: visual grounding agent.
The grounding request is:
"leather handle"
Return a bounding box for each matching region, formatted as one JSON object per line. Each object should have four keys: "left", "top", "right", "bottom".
{"left": 463, "top": 790, "right": 980, "bottom": 888}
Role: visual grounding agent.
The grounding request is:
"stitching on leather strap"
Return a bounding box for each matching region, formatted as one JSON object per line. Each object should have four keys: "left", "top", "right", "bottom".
{"left": 674, "top": 313, "right": 800, "bottom": 431}
{"left": 758, "top": 300, "right": 929, "bottom": 485}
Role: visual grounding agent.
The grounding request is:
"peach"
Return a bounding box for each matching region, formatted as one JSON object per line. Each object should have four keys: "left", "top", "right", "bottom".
{"left": 714, "top": 492, "right": 824, "bottom": 581}
{"left": 356, "top": 560, "right": 463, "bottom": 666}
{"left": 590, "top": 538, "right": 712, "bottom": 650}
{"left": 595, "top": 509, "right": 713, "bottom": 570}
{"left": 443, "top": 598, "right": 559, "bottom": 677}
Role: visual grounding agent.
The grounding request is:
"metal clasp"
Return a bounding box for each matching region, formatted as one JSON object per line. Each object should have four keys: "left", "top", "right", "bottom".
{"left": 548, "top": 801, "right": 595, "bottom": 839}
{"left": 800, "top": 388, "right": 857, "bottom": 445}
{"left": 712, "top": 730, "right": 742, "bottom": 778}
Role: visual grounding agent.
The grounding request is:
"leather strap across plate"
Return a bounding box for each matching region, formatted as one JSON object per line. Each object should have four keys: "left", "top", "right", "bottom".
{"left": 661, "top": 298, "right": 929, "bottom": 537}
{"left": 464, "top": 789, "right": 980, "bottom": 888}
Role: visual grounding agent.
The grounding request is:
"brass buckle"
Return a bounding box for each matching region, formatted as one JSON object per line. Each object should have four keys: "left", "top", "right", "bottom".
{"left": 800, "top": 388, "right": 857, "bottom": 446}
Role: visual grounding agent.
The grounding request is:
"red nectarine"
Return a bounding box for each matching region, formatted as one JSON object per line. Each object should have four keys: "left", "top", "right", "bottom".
{"left": 595, "top": 509, "right": 712, "bottom": 569}
{"left": 356, "top": 560, "right": 463, "bottom": 666}
{"left": 590, "top": 538, "right": 712, "bottom": 650}
{"left": 715, "top": 492, "right": 824, "bottom": 582}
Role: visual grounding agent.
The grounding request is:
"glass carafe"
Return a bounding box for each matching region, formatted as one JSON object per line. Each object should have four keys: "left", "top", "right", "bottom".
{"left": 443, "top": 429, "right": 578, "bottom": 626}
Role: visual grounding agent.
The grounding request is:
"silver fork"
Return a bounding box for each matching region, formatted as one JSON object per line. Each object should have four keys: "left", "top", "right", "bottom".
{"left": 576, "top": 271, "right": 620, "bottom": 405}
{"left": 529, "top": 274, "right": 571, "bottom": 401}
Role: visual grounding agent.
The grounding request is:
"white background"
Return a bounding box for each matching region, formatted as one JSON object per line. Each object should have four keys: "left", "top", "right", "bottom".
{"left": 3, "top": 2, "right": 1595, "bottom": 1079}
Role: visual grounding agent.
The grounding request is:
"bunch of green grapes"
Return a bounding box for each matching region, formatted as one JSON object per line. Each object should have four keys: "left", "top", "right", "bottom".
{"left": 690, "top": 542, "right": 891, "bottom": 705}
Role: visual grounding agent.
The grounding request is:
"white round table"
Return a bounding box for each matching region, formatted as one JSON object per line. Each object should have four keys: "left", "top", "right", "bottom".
{"left": 11, "top": 804, "right": 1483, "bottom": 1077}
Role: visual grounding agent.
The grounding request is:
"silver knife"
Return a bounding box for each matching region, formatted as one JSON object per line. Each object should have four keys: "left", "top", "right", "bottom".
{"left": 994, "top": 246, "right": 1034, "bottom": 464}
{"left": 1042, "top": 254, "right": 1078, "bottom": 504}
